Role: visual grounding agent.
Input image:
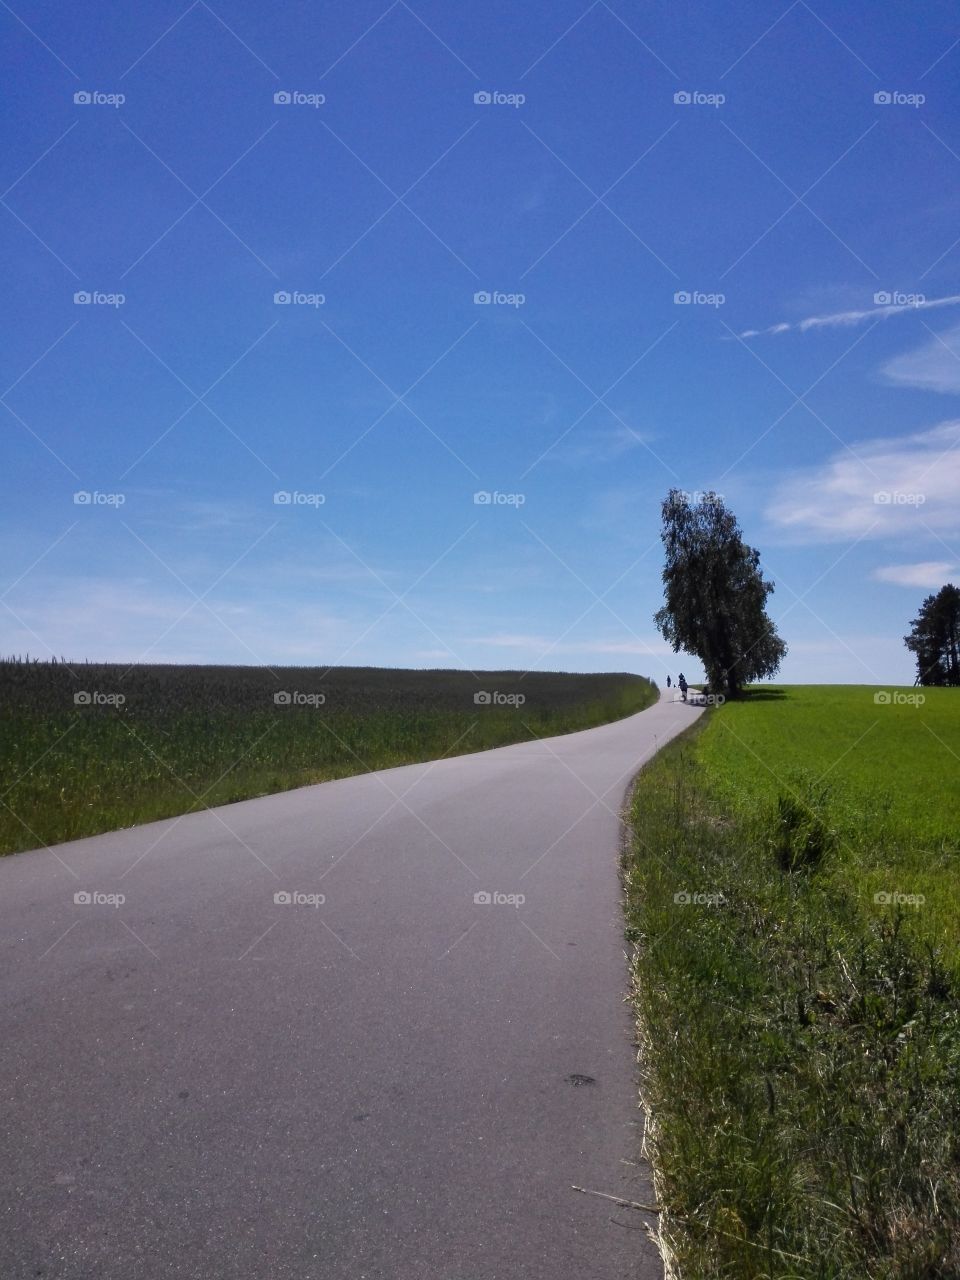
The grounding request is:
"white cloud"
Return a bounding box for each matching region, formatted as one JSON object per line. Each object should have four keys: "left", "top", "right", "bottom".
{"left": 766, "top": 420, "right": 960, "bottom": 541}
{"left": 738, "top": 293, "right": 960, "bottom": 339}
{"left": 872, "top": 561, "right": 957, "bottom": 588}
{"left": 882, "top": 322, "right": 960, "bottom": 393}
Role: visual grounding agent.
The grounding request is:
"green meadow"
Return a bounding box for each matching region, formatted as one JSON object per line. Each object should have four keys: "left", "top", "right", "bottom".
{"left": 698, "top": 684, "right": 960, "bottom": 961}
{"left": 625, "top": 685, "right": 960, "bottom": 1279}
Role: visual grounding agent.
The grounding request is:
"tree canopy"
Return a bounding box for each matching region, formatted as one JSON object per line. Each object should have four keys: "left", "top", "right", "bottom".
{"left": 654, "top": 489, "right": 786, "bottom": 696}
{"left": 904, "top": 583, "right": 960, "bottom": 686}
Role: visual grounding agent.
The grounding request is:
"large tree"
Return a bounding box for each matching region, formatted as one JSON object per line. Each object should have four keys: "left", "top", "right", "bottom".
{"left": 904, "top": 583, "right": 960, "bottom": 686}
{"left": 654, "top": 489, "right": 786, "bottom": 696}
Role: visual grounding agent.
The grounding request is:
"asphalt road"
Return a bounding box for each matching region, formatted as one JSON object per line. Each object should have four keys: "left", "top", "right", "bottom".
{"left": 0, "top": 689, "right": 703, "bottom": 1280}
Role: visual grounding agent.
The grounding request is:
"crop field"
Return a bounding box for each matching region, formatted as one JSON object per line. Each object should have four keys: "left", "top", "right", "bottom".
{"left": 0, "top": 660, "right": 656, "bottom": 855}
{"left": 625, "top": 686, "right": 960, "bottom": 1278}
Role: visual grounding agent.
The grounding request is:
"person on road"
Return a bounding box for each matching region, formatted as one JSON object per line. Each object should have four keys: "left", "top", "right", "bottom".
{"left": 678, "top": 673, "right": 688, "bottom": 702}
{"left": 666, "top": 675, "right": 671, "bottom": 688}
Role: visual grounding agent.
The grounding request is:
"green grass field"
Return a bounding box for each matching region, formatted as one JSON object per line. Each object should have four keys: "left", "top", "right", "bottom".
{"left": 698, "top": 685, "right": 960, "bottom": 962}
{"left": 0, "top": 660, "right": 656, "bottom": 855}
{"left": 625, "top": 685, "right": 960, "bottom": 1279}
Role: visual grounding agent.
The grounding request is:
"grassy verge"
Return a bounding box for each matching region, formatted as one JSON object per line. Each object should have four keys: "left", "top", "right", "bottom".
{"left": 0, "top": 661, "right": 656, "bottom": 854}
{"left": 624, "top": 686, "right": 960, "bottom": 1279}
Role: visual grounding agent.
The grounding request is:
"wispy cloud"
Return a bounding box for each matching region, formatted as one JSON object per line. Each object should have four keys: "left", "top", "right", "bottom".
{"left": 469, "top": 632, "right": 673, "bottom": 657}
{"left": 872, "top": 561, "right": 957, "bottom": 588}
{"left": 882, "top": 322, "right": 960, "bottom": 393}
{"left": 0, "top": 576, "right": 352, "bottom": 665}
{"left": 738, "top": 293, "right": 960, "bottom": 339}
{"left": 766, "top": 420, "right": 960, "bottom": 541}
{"left": 548, "top": 422, "right": 651, "bottom": 464}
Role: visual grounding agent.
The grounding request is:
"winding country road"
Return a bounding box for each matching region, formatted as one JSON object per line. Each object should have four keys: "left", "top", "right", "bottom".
{"left": 0, "top": 689, "right": 702, "bottom": 1279}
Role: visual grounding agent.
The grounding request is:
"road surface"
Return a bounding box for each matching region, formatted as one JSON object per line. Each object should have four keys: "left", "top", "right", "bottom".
{"left": 0, "top": 689, "right": 703, "bottom": 1279}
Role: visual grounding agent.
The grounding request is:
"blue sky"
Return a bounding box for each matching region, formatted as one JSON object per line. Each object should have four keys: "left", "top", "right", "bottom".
{"left": 3, "top": 0, "right": 959, "bottom": 684}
